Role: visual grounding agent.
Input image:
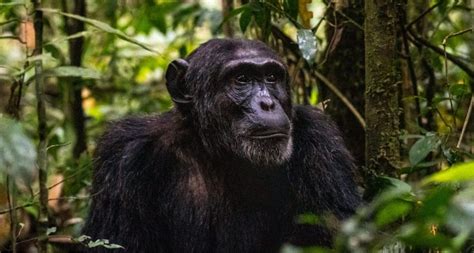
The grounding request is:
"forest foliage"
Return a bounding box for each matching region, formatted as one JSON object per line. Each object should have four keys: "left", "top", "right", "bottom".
{"left": 0, "top": 0, "right": 473, "bottom": 252}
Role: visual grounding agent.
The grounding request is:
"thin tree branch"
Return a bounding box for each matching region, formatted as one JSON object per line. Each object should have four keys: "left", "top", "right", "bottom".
{"left": 335, "top": 10, "right": 363, "bottom": 30}
{"left": 442, "top": 28, "right": 473, "bottom": 45}
{"left": 31, "top": 1, "right": 49, "bottom": 252}
{"left": 405, "top": 2, "right": 441, "bottom": 29}
{"left": 313, "top": 70, "right": 366, "bottom": 129}
{"left": 400, "top": 23, "right": 422, "bottom": 125}
{"left": 407, "top": 28, "right": 474, "bottom": 78}
{"left": 457, "top": 95, "right": 473, "bottom": 148}
{"left": 0, "top": 203, "right": 33, "bottom": 215}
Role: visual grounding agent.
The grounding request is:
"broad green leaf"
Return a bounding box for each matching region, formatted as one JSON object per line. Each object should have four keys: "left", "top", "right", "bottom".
{"left": 423, "top": 162, "right": 474, "bottom": 184}
{"left": 44, "top": 66, "right": 101, "bottom": 79}
{"left": 375, "top": 200, "right": 412, "bottom": 227}
{"left": 219, "top": 5, "right": 248, "bottom": 30}
{"left": 297, "top": 29, "right": 317, "bottom": 64}
{"left": 40, "top": 8, "right": 158, "bottom": 54}
{"left": 417, "top": 185, "right": 456, "bottom": 219}
{"left": 0, "top": 117, "right": 37, "bottom": 184}
{"left": 239, "top": 9, "right": 253, "bottom": 33}
{"left": 408, "top": 132, "right": 440, "bottom": 165}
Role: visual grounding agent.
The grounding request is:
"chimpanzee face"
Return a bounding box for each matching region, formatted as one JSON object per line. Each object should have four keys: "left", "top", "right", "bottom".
{"left": 166, "top": 39, "right": 293, "bottom": 166}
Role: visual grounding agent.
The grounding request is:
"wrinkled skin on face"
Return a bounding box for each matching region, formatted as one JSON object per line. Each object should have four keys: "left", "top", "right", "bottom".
{"left": 166, "top": 39, "right": 293, "bottom": 166}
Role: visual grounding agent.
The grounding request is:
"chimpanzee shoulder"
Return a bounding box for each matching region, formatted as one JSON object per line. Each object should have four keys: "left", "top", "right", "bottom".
{"left": 290, "top": 105, "right": 361, "bottom": 216}
{"left": 83, "top": 111, "right": 193, "bottom": 252}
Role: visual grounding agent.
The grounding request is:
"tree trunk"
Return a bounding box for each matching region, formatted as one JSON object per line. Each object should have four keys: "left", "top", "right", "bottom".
{"left": 222, "top": 0, "right": 234, "bottom": 37}
{"left": 322, "top": 0, "right": 365, "bottom": 167}
{"left": 31, "top": 1, "right": 49, "bottom": 252}
{"left": 63, "top": 0, "right": 87, "bottom": 158}
{"left": 364, "top": 0, "right": 401, "bottom": 176}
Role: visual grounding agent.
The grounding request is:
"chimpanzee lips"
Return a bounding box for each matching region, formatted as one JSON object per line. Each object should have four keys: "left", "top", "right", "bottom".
{"left": 248, "top": 129, "right": 289, "bottom": 139}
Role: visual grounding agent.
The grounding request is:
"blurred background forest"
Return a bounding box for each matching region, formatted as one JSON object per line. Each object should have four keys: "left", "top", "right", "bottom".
{"left": 0, "top": 0, "right": 473, "bottom": 252}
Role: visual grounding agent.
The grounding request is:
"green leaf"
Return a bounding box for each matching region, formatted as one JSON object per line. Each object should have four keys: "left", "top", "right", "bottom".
{"left": 375, "top": 200, "right": 412, "bottom": 227}
{"left": 219, "top": 5, "right": 247, "bottom": 30}
{"left": 40, "top": 8, "right": 159, "bottom": 54}
{"left": 423, "top": 162, "right": 474, "bottom": 184}
{"left": 417, "top": 185, "right": 456, "bottom": 220}
{"left": 297, "top": 29, "right": 317, "bottom": 64}
{"left": 44, "top": 66, "right": 101, "bottom": 79}
{"left": 0, "top": 117, "right": 37, "bottom": 184}
{"left": 239, "top": 9, "right": 253, "bottom": 33}
{"left": 368, "top": 177, "right": 414, "bottom": 207}
{"left": 449, "top": 83, "right": 471, "bottom": 97}
{"left": 408, "top": 132, "right": 440, "bottom": 165}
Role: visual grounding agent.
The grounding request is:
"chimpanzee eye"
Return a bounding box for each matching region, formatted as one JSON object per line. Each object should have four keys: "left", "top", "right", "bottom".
{"left": 265, "top": 74, "right": 276, "bottom": 83}
{"left": 236, "top": 75, "right": 251, "bottom": 84}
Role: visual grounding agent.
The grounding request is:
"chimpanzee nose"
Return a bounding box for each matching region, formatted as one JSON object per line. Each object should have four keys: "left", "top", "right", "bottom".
{"left": 259, "top": 97, "right": 275, "bottom": 111}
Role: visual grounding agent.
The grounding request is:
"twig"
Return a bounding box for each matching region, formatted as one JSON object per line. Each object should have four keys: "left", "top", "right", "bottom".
{"left": 435, "top": 107, "right": 453, "bottom": 133}
{"left": 0, "top": 18, "right": 19, "bottom": 26}
{"left": 16, "top": 235, "right": 79, "bottom": 246}
{"left": 48, "top": 196, "right": 90, "bottom": 201}
{"left": 405, "top": 3, "right": 441, "bottom": 29}
{"left": 400, "top": 22, "right": 421, "bottom": 125}
{"left": 442, "top": 28, "right": 473, "bottom": 45}
{"left": 0, "top": 202, "right": 33, "bottom": 215}
{"left": 441, "top": 28, "right": 473, "bottom": 128}
{"left": 335, "top": 10, "right": 363, "bottom": 30}
{"left": 457, "top": 95, "right": 474, "bottom": 148}
{"left": 442, "top": 43, "right": 456, "bottom": 128}
{"left": 407, "top": 28, "right": 474, "bottom": 78}
{"left": 6, "top": 176, "right": 18, "bottom": 253}
{"left": 0, "top": 35, "right": 23, "bottom": 42}
{"left": 261, "top": 1, "right": 302, "bottom": 29}
{"left": 313, "top": 70, "right": 366, "bottom": 129}
{"left": 46, "top": 142, "right": 71, "bottom": 151}
{"left": 311, "top": 5, "right": 329, "bottom": 33}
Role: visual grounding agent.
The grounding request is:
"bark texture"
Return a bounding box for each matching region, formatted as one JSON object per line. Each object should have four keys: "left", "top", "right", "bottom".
{"left": 364, "top": 0, "right": 401, "bottom": 176}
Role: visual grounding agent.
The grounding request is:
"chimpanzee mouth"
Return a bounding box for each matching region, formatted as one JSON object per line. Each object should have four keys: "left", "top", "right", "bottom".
{"left": 248, "top": 129, "right": 289, "bottom": 139}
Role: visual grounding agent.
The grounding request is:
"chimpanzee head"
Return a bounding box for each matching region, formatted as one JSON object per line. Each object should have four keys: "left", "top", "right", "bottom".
{"left": 165, "top": 39, "right": 293, "bottom": 166}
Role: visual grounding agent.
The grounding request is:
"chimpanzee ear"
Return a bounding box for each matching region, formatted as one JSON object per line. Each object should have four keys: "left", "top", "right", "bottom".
{"left": 165, "top": 59, "right": 193, "bottom": 104}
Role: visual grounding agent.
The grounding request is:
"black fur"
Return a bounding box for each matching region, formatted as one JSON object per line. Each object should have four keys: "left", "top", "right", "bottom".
{"left": 82, "top": 39, "right": 360, "bottom": 252}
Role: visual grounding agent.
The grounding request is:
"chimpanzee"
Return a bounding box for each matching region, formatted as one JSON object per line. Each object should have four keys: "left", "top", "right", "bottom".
{"left": 82, "top": 39, "right": 361, "bottom": 252}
